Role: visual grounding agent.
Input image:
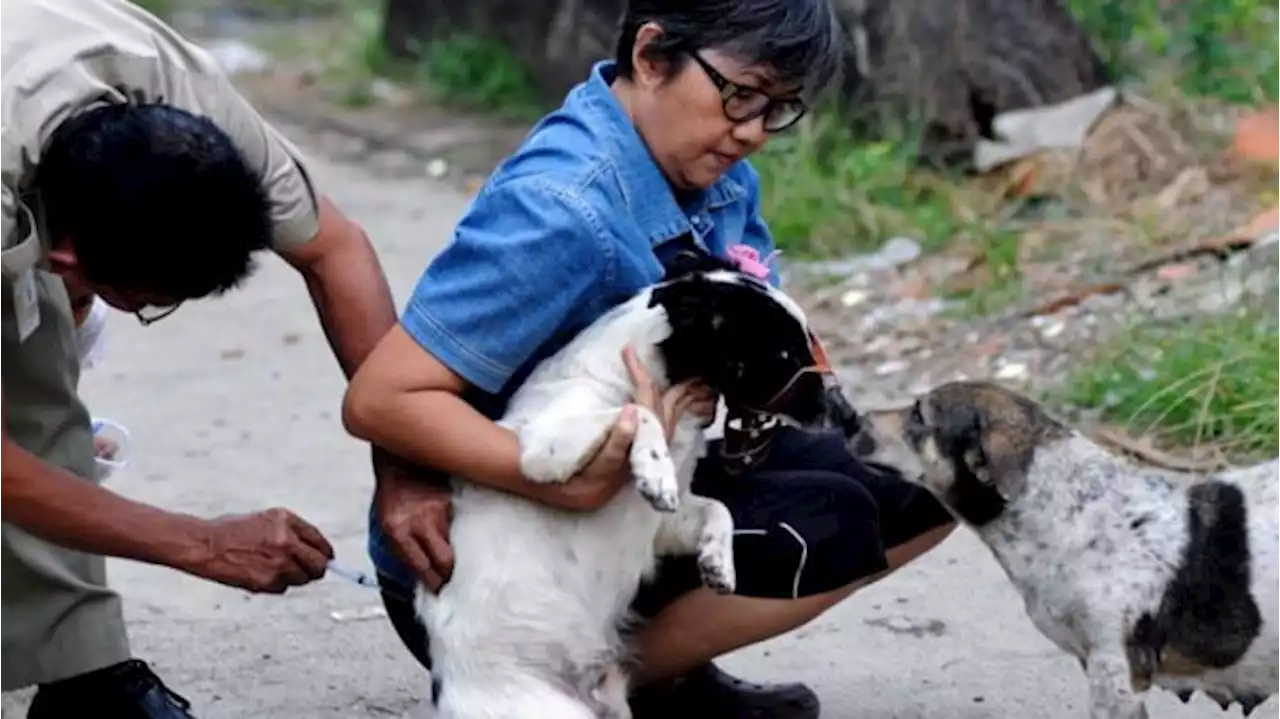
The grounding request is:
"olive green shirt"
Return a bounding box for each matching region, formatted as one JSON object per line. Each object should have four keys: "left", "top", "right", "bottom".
{"left": 2, "top": 0, "right": 322, "bottom": 466}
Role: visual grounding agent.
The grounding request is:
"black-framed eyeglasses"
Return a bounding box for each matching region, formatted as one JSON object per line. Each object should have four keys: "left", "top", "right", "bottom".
{"left": 688, "top": 52, "right": 808, "bottom": 133}
{"left": 134, "top": 301, "right": 183, "bottom": 326}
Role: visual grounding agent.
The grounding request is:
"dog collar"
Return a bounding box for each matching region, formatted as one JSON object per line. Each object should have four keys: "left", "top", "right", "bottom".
{"left": 720, "top": 332, "right": 837, "bottom": 473}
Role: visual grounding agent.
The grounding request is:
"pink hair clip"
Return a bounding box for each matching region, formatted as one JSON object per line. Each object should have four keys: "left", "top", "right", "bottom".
{"left": 725, "top": 244, "right": 780, "bottom": 280}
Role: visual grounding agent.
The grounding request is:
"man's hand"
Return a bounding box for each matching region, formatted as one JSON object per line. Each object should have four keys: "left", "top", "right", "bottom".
{"left": 178, "top": 508, "right": 335, "bottom": 594}
{"left": 373, "top": 449, "right": 455, "bottom": 593}
{"left": 527, "top": 346, "right": 714, "bottom": 512}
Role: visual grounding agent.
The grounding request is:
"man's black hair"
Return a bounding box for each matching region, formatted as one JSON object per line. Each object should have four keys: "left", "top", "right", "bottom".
{"left": 35, "top": 102, "right": 274, "bottom": 299}
{"left": 615, "top": 0, "right": 843, "bottom": 95}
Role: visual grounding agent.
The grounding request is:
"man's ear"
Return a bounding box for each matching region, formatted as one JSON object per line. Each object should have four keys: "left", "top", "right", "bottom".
{"left": 45, "top": 244, "right": 79, "bottom": 274}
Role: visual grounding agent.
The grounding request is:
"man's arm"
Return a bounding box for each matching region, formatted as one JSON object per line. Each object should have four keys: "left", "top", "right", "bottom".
{"left": 0, "top": 398, "right": 333, "bottom": 593}
{"left": 274, "top": 194, "right": 397, "bottom": 379}
{"left": 1, "top": 407, "right": 203, "bottom": 567}
{"left": 271, "top": 190, "right": 459, "bottom": 589}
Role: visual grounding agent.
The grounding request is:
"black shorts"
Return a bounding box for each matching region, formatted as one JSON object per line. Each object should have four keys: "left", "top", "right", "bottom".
{"left": 379, "top": 427, "right": 955, "bottom": 671}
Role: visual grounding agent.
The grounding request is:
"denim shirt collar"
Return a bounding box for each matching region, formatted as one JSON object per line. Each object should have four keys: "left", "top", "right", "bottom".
{"left": 574, "top": 60, "right": 748, "bottom": 250}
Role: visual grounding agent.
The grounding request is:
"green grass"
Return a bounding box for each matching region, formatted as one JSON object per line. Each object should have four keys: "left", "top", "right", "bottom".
{"left": 250, "top": 3, "right": 544, "bottom": 119}
{"left": 1067, "top": 0, "right": 1279, "bottom": 105}
{"left": 410, "top": 34, "right": 545, "bottom": 120}
{"left": 750, "top": 110, "right": 1027, "bottom": 313}
{"left": 1055, "top": 302, "right": 1280, "bottom": 462}
{"left": 130, "top": 0, "right": 174, "bottom": 18}
{"left": 341, "top": 23, "right": 544, "bottom": 119}
{"left": 751, "top": 113, "right": 1002, "bottom": 256}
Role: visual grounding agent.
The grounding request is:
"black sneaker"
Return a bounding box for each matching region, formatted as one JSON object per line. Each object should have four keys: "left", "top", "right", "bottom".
{"left": 27, "top": 659, "right": 195, "bottom": 719}
{"left": 630, "top": 662, "right": 820, "bottom": 719}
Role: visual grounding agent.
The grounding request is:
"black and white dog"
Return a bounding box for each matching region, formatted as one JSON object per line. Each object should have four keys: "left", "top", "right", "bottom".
{"left": 847, "top": 380, "right": 1278, "bottom": 718}
{"left": 419, "top": 252, "right": 841, "bottom": 719}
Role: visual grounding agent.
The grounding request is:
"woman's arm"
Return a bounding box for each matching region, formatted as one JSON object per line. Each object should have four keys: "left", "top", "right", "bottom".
{"left": 344, "top": 325, "right": 530, "bottom": 491}
{"left": 341, "top": 179, "right": 632, "bottom": 506}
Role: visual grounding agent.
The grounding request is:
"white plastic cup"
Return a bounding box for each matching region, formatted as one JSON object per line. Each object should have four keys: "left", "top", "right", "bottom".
{"left": 91, "top": 417, "right": 133, "bottom": 482}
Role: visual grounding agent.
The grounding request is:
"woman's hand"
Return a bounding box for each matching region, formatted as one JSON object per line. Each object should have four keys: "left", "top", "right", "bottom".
{"left": 529, "top": 346, "right": 715, "bottom": 512}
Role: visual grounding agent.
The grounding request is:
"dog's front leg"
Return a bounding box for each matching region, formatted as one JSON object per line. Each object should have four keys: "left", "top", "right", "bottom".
{"left": 628, "top": 405, "right": 680, "bottom": 512}
{"left": 516, "top": 394, "right": 620, "bottom": 485}
{"left": 1085, "top": 651, "right": 1148, "bottom": 719}
{"left": 655, "top": 495, "right": 736, "bottom": 594}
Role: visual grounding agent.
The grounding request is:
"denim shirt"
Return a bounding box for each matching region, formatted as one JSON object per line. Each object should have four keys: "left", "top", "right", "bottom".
{"left": 369, "top": 60, "right": 779, "bottom": 586}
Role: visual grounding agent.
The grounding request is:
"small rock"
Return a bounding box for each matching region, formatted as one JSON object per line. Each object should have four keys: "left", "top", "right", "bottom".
{"left": 994, "top": 362, "right": 1029, "bottom": 381}
{"left": 426, "top": 158, "right": 449, "bottom": 178}
{"left": 840, "top": 289, "right": 870, "bottom": 307}
{"left": 1156, "top": 262, "right": 1199, "bottom": 282}
{"left": 797, "top": 236, "right": 923, "bottom": 277}
{"left": 874, "top": 359, "right": 911, "bottom": 376}
{"left": 1038, "top": 318, "right": 1066, "bottom": 339}
{"left": 1196, "top": 278, "right": 1246, "bottom": 313}
{"left": 878, "top": 236, "right": 924, "bottom": 266}
{"left": 369, "top": 78, "right": 413, "bottom": 107}
{"left": 1256, "top": 229, "right": 1279, "bottom": 248}
{"left": 329, "top": 606, "right": 388, "bottom": 623}
{"left": 201, "top": 39, "right": 271, "bottom": 76}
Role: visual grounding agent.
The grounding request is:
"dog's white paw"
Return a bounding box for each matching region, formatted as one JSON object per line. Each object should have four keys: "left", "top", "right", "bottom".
{"left": 697, "top": 531, "right": 736, "bottom": 594}
{"left": 633, "top": 444, "right": 680, "bottom": 512}
{"left": 631, "top": 410, "right": 680, "bottom": 512}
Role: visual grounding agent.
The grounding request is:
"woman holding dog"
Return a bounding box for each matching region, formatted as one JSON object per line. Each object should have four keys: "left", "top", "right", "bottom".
{"left": 343, "top": 0, "right": 958, "bottom": 716}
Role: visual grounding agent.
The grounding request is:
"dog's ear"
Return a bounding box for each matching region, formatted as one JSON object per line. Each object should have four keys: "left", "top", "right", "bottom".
{"left": 961, "top": 417, "right": 1029, "bottom": 501}
{"left": 660, "top": 243, "right": 740, "bottom": 282}
{"left": 935, "top": 402, "right": 1027, "bottom": 502}
{"left": 649, "top": 272, "right": 724, "bottom": 332}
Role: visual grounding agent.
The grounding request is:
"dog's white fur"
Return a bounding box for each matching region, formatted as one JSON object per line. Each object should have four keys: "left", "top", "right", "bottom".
{"left": 854, "top": 385, "right": 1278, "bottom": 719}
{"left": 418, "top": 271, "right": 810, "bottom": 719}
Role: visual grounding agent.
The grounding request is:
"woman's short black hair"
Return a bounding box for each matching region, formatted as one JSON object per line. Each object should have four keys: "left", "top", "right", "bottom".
{"left": 615, "top": 0, "right": 843, "bottom": 96}
{"left": 36, "top": 102, "right": 274, "bottom": 300}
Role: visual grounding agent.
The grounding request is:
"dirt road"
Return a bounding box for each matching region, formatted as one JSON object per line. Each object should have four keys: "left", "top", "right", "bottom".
{"left": 1, "top": 120, "right": 1250, "bottom": 719}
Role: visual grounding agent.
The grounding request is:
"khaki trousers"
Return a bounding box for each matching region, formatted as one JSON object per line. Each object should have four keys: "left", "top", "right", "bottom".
{"left": 2, "top": 268, "right": 131, "bottom": 690}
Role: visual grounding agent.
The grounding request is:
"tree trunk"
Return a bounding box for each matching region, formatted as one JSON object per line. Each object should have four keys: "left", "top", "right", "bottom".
{"left": 380, "top": 0, "right": 1110, "bottom": 167}
{"left": 835, "top": 0, "right": 1111, "bottom": 167}
{"left": 379, "top": 0, "right": 625, "bottom": 98}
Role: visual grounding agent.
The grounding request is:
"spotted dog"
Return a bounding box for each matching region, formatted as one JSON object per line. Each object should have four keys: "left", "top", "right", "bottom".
{"left": 419, "top": 252, "right": 839, "bottom": 719}
{"left": 846, "top": 380, "right": 1278, "bottom": 719}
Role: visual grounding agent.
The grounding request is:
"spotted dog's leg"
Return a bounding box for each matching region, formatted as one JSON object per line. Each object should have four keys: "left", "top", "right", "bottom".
{"left": 1085, "top": 651, "right": 1149, "bottom": 719}
{"left": 630, "top": 406, "right": 680, "bottom": 512}
{"left": 656, "top": 494, "right": 736, "bottom": 594}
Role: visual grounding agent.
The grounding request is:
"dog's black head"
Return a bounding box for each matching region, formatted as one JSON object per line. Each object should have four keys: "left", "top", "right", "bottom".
{"left": 648, "top": 251, "right": 832, "bottom": 427}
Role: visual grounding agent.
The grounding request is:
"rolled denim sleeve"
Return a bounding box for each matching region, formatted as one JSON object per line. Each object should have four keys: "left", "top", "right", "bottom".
{"left": 737, "top": 161, "right": 782, "bottom": 288}
{"left": 400, "top": 179, "right": 609, "bottom": 394}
